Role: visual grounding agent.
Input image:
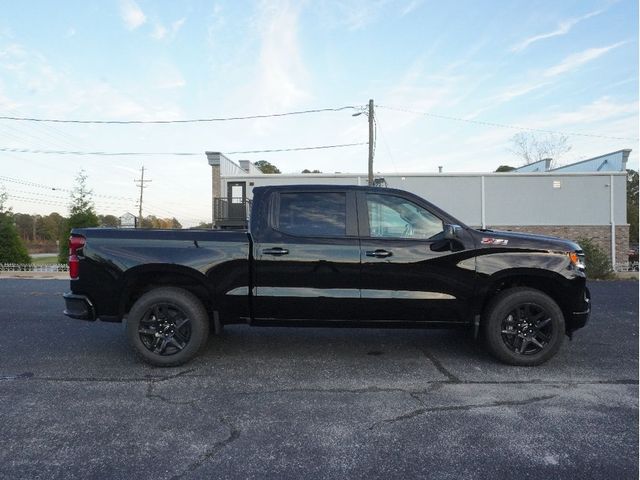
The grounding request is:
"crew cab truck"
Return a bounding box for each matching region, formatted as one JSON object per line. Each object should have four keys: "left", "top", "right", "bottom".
{"left": 63, "top": 185, "right": 590, "bottom": 367}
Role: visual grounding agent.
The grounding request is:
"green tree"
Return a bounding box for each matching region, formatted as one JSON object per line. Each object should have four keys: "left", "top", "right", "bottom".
{"left": 254, "top": 160, "right": 281, "bottom": 174}
{"left": 495, "top": 165, "right": 516, "bottom": 172}
{"left": 13, "top": 213, "right": 33, "bottom": 240}
{"left": 0, "top": 186, "right": 31, "bottom": 264}
{"left": 627, "top": 169, "right": 638, "bottom": 244}
{"left": 301, "top": 169, "right": 322, "bottom": 173}
{"left": 98, "top": 214, "right": 120, "bottom": 228}
{"left": 58, "top": 170, "right": 99, "bottom": 263}
{"left": 141, "top": 215, "right": 182, "bottom": 229}
{"left": 41, "top": 212, "right": 66, "bottom": 241}
{"left": 193, "top": 222, "right": 212, "bottom": 229}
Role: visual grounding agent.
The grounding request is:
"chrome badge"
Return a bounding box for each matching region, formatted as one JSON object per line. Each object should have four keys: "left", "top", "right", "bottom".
{"left": 481, "top": 237, "right": 509, "bottom": 246}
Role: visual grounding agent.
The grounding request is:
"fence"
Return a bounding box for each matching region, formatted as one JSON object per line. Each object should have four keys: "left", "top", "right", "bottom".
{"left": 0, "top": 263, "right": 68, "bottom": 272}
{"left": 615, "top": 262, "right": 639, "bottom": 272}
{"left": 213, "top": 197, "right": 251, "bottom": 229}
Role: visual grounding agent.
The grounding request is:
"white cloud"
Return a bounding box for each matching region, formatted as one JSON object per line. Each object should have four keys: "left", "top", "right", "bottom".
{"left": 151, "top": 23, "right": 167, "bottom": 40}
{"left": 66, "top": 27, "right": 76, "bottom": 38}
{"left": 511, "top": 9, "right": 604, "bottom": 52}
{"left": 327, "top": 0, "right": 391, "bottom": 30}
{"left": 379, "top": 57, "right": 472, "bottom": 132}
{"left": 0, "top": 81, "right": 19, "bottom": 110}
{"left": 119, "top": 0, "right": 146, "bottom": 30}
{"left": 155, "top": 63, "right": 187, "bottom": 89}
{"left": 171, "top": 18, "right": 186, "bottom": 35}
{"left": 69, "top": 82, "right": 183, "bottom": 120}
{"left": 492, "top": 80, "right": 551, "bottom": 104}
{"left": 252, "top": 1, "right": 309, "bottom": 110}
{"left": 150, "top": 17, "right": 186, "bottom": 41}
{"left": 543, "top": 41, "right": 626, "bottom": 77}
{"left": 527, "top": 97, "right": 638, "bottom": 129}
{"left": 488, "top": 42, "right": 625, "bottom": 106}
{"left": 462, "top": 97, "right": 639, "bottom": 170}
{"left": 400, "top": 0, "right": 424, "bottom": 17}
{"left": 0, "top": 42, "right": 62, "bottom": 93}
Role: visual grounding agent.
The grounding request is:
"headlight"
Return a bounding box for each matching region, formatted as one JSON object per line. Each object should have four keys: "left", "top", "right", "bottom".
{"left": 569, "top": 251, "right": 586, "bottom": 270}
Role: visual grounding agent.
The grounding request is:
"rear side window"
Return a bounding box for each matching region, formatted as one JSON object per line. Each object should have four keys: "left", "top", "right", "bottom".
{"left": 278, "top": 192, "right": 346, "bottom": 237}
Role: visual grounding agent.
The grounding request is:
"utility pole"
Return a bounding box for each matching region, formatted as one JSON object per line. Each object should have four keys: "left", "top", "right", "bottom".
{"left": 368, "top": 98, "right": 375, "bottom": 186}
{"left": 134, "top": 166, "right": 152, "bottom": 228}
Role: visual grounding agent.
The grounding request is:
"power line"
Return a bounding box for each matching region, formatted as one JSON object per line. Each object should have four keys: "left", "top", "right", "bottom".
{"left": 0, "top": 106, "right": 359, "bottom": 124}
{"left": 0, "top": 147, "right": 198, "bottom": 156}
{"left": 5, "top": 194, "right": 132, "bottom": 211}
{"left": 0, "top": 175, "right": 135, "bottom": 201}
{"left": 0, "top": 142, "right": 368, "bottom": 156}
{"left": 377, "top": 105, "right": 640, "bottom": 141}
{"left": 226, "top": 142, "right": 368, "bottom": 154}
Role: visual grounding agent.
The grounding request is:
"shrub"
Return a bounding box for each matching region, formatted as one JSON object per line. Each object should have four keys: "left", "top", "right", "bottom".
{"left": 576, "top": 237, "right": 614, "bottom": 280}
{"left": 0, "top": 212, "right": 31, "bottom": 264}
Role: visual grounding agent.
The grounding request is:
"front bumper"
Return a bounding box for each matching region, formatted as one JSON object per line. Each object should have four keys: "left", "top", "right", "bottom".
{"left": 567, "top": 287, "right": 590, "bottom": 332}
{"left": 63, "top": 292, "right": 96, "bottom": 321}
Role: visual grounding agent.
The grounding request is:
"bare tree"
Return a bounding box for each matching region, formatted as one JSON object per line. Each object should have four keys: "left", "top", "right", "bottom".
{"left": 509, "top": 132, "right": 571, "bottom": 168}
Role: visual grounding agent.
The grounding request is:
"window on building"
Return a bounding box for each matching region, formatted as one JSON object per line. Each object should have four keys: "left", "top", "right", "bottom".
{"left": 278, "top": 192, "right": 346, "bottom": 237}
{"left": 366, "top": 193, "right": 443, "bottom": 239}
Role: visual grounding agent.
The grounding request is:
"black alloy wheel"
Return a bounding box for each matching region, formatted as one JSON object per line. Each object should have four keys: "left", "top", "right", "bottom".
{"left": 138, "top": 303, "right": 192, "bottom": 356}
{"left": 499, "top": 303, "right": 553, "bottom": 355}
{"left": 483, "top": 287, "right": 564, "bottom": 366}
{"left": 126, "top": 287, "right": 209, "bottom": 367}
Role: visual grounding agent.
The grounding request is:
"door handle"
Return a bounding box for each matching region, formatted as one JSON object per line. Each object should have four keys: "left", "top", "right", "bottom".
{"left": 365, "top": 249, "right": 392, "bottom": 258}
{"left": 262, "top": 247, "right": 289, "bottom": 256}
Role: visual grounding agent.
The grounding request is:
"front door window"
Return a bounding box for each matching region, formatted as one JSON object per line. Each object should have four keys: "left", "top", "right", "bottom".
{"left": 366, "top": 193, "right": 443, "bottom": 240}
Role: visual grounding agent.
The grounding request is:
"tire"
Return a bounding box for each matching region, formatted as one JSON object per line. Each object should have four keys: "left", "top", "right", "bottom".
{"left": 126, "top": 287, "right": 210, "bottom": 367}
{"left": 483, "top": 287, "right": 564, "bottom": 366}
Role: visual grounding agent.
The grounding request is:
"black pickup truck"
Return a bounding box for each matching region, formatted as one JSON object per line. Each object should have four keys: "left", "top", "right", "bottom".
{"left": 63, "top": 185, "right": 590, "bottom": 367}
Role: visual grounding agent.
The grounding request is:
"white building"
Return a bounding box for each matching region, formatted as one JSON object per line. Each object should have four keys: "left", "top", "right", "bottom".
{"left": 206, "top": 150, "right": 631, "bottom": 266}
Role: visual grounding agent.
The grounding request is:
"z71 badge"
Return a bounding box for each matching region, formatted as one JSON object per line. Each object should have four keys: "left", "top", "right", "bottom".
{"left": 481, "top": 237, "right": 509, "bottom": 245}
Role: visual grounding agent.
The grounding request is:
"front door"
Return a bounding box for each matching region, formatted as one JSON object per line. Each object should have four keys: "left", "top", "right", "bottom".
{"left": 357, "top": 191, "right": 475, "bottom": 324}
{"left": 227, "top": 182, "right": 247, "bottom": 220}
{"left": 252, "top": 189, "right": 362, "bottom": 321}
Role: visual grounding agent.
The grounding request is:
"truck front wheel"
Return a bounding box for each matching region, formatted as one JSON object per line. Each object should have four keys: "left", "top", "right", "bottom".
{"left": 126, "top": 287, "right": 210, "bottom": 367}
{"left": 483, "top": 287, "right": 565, "bottom": 366}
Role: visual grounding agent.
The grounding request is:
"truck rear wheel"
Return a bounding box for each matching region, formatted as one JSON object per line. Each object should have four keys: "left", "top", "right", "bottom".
{"left": 483, "top": 287, "right": 564, "bottom": 366}
{"left": 126, "top": 287, "right": 209, "bottom": 367}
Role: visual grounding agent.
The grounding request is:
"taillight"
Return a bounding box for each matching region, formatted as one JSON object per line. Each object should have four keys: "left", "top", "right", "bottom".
{"left": 68, "top": 235, "right": 85, "bottom": 280}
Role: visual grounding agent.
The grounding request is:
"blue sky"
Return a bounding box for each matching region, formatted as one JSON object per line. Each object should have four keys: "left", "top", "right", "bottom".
{"left": 0, "top": 0, "right": 637, "bottom": 226}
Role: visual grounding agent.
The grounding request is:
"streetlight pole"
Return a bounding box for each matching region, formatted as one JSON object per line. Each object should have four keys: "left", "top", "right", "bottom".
{"left": 367, "top": 99, "right": 374, "bottom": 186}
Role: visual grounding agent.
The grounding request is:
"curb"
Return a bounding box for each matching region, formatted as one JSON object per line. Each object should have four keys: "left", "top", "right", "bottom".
{"left": 614, "top": 272, "right": 639, "bottom": 280}
{"left": 0, "top": 272, "right": 68, "bottom": 280}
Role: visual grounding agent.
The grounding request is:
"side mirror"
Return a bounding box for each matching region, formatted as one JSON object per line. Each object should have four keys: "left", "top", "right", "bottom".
{"left": 443, "top": 224, "right": 462, "bottom": 240}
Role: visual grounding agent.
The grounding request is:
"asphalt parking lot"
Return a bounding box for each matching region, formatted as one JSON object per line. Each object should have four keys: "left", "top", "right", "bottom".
{"left": 0, "top": 279, "right": 637, "bottom": 480}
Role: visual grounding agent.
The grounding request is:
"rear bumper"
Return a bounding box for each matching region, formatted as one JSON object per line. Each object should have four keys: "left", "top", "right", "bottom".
{"left": 63, "top": 292, "right": 96, "bottom": 321}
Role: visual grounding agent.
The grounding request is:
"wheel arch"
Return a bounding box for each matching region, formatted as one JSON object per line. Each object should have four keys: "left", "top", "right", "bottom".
{"left": 477, "top": 268, "right": 573, "bottom": 328}
{"left": 119, "top": 264, "right": 214, "bottom": 317}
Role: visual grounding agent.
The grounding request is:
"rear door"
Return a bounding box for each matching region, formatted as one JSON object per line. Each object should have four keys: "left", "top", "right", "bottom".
{"left": 252, "top": 189, "right": 362, "bottom": 321}
{"left": 358, "top": 191, "right": 475, "bottom": 324}
{"left": 227, "top": 181, "right": 247, "bottom": 220}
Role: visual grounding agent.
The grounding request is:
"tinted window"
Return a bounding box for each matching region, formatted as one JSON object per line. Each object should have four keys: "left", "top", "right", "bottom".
{"left": 367, "top": 193, "right": 443, "bottom": 239}
{"left": 278, "top": 192, "right": 346, "bottom": 237}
